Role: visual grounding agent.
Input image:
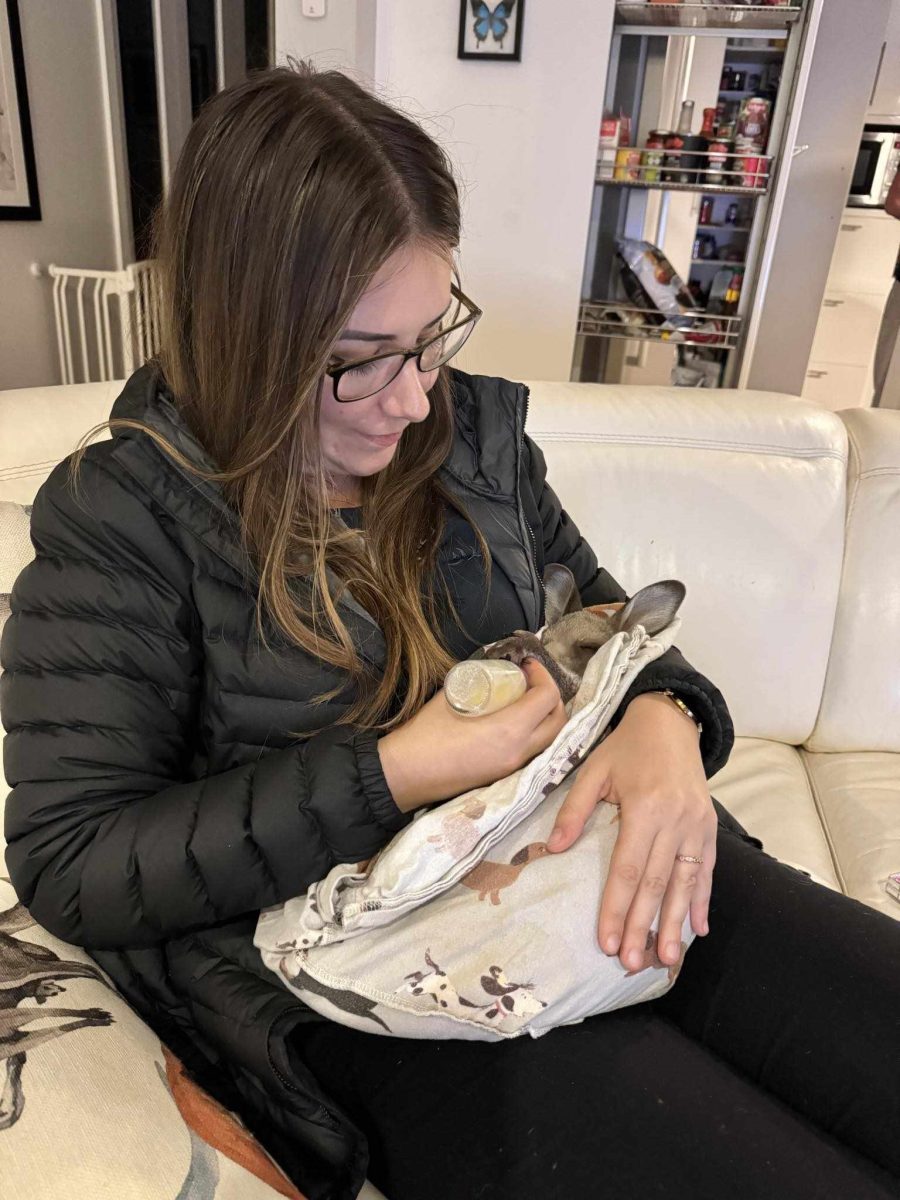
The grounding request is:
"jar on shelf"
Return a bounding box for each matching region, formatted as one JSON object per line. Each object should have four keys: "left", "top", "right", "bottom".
{"left": 708, "top": 139, "right": 731, "bottom": 185}
{"left": 641, "top": 130, "right": 668, "bottom": 183}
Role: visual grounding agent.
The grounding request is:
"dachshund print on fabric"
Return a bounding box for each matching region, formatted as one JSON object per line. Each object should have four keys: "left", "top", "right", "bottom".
{"left": 426, "top": 796, "right": 487, "bottom": 857}
{"left": 460, "top": 842, "right": 551, "bottom": 906}
{"left": 277, "top": 950, "right": 392, "bottom": 1032}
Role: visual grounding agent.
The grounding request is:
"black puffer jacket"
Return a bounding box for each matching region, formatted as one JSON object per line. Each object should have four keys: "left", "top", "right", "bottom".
{"left": 2, "top": 364, "right": 733, "bottom": 1200}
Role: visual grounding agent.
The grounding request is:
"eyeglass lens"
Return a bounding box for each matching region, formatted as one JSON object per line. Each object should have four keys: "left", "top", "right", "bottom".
{"left": 335, "top": 310, "right": 477, "bottom": 402}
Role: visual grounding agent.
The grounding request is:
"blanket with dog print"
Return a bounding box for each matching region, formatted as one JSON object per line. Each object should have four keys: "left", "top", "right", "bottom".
{"left": 253, "top": 616, "right": 694, "bottom": 1040}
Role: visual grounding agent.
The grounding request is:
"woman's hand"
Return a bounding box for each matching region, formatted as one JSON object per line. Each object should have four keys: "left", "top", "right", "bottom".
{"left": 546, "top": 691, "right": 717, "bottom": 972}
{"left": 378, "top": 658, "right": 567, "bottom": 813}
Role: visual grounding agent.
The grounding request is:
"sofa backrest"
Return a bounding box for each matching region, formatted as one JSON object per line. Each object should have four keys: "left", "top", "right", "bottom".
{"left": 523, "top": 381, "right": 849, "bottom": 745}
{"left": 2, "top": 378, "right": 896, "bottom": 753}
{"left": 0, "top": 380, "right": 118, "bottom": 503}
{"left": 806, "top": 407, "right": 900, "bottom": 753}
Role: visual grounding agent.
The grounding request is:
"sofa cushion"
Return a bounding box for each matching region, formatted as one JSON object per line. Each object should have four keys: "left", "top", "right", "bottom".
{"left": 0, "top": 500, "right": 33, "bottom": 600}
{"left": 709, "top": 738, "right": 841, "bottom": 892}
{"left": 0, "top": 880, "right": 306, "bottom": 1198}
{"left": 801, "top": 750, "right": 900, "bottom": 919}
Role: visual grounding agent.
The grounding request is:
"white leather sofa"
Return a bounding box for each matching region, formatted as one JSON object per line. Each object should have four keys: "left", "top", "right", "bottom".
{"left": 1, "top": 377, "right": 899, "bottom": 1200}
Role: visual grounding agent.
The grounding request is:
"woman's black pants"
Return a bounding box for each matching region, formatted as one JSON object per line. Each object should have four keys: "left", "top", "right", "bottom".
{"left": 299, "top": 805, "right": 900, "bottom": 1199}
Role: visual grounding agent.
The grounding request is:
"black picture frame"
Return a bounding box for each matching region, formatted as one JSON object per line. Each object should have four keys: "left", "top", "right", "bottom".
{"left": 458, "top": 0, "right": 525, "bottom": 63}
{"left": 0, "top": 0, "right": 41, "bottom": 220}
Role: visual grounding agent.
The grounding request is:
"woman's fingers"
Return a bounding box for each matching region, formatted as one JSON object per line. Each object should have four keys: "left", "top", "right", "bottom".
{"left": 656, "top": 849, "right": 707, "bottom": 964}
{"left": 545, "top": 750, "right": 609, "bottom": 853}
{"left": 514, "top": 657, "right": 563, "bottom": 721}
{"left": 596, "top": 814, "right": 656, "bottom": 957}
{"left": 604, "top": 831, "right": 684, "bottom": 968}
{"left": 687, "top": 833, "right": 717, "bottom": 937}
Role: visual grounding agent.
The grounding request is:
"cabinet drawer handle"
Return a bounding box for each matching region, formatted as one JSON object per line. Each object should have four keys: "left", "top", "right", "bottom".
{"left": 840, "top": 224, "right": 862, "bottom": 232}
{"left": 807, "top": 370, "right": 829, "bottom": 379}
{"left": 823, "top": 299, "right": 845, "bottom": 308}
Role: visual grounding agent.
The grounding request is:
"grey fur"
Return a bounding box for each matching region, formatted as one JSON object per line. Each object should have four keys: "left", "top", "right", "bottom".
{"left": 474, "top": 564, "right": 685, "bottom": 702}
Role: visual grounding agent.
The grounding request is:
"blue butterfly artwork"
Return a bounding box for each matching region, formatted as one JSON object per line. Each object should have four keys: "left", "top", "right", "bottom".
{"left": 469, "top": 1, "right": 518, "bottom": 50}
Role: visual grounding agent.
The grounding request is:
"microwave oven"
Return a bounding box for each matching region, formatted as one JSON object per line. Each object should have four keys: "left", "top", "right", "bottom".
{"left": 848, "top": 125, "right": 900, "bottom": 208}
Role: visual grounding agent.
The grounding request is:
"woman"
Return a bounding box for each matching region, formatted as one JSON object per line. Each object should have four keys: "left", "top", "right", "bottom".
{"left": 3, "top": 64, "right": 899, "bottom": 1200}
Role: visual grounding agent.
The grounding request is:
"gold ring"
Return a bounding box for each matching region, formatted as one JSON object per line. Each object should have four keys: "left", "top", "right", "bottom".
{"left": 676, "top": 854, "right": 703, "bottom": 864}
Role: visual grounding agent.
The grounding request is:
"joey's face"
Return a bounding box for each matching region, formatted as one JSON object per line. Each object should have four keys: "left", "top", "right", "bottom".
{"left": 540, "top": 611, "right": 619, "bottom": 677}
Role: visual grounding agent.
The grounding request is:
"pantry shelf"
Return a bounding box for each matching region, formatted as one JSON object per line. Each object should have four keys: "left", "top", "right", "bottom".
{"left": 598, "top": 175, "right": 769, "bottom": 197}
{"left": 578, "top": 301, "right": 743, "bottom": 351}
{"left": 597, "top": 149, "right": 773, "bottom": 194}
{"left": 615, "top": 3, "right": 804, "bottom": 33}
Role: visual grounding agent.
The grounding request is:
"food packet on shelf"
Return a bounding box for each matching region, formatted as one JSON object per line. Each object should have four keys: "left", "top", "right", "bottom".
{"left": 615, "top": 238, "right": 698, "bottom": 332}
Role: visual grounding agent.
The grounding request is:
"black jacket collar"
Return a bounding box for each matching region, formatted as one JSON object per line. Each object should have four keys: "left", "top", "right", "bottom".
{"left": 107, "top": 362, "right": 527, "bottom": 560}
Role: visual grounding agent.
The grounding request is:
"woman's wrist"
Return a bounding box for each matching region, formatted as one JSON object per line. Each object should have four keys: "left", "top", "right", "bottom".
{"left": 625, "top": 690, "right": 702, "bottom": 736}
{"left": 376, "top": 729, "right": 423, "bottom": 813}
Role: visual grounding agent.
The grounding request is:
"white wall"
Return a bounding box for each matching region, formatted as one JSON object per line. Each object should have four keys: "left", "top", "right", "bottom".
{"left": 0, "top": 0, "right": 118, "bottom": 389}
{"left": 273, "top": 0, "right": 362, "bottom": 73}
{"left": 276, "top": 0, "right": 616, "bottom": 382}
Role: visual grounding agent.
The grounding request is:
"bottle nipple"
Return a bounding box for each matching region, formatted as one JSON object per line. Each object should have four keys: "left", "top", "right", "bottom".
{"left": 444, "top": 658, "right": 528, "bottom": 717}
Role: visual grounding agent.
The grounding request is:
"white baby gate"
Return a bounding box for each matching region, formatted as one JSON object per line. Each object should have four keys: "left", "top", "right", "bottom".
{"left": 48, "top": 261, "right": 162, "bottom": 384}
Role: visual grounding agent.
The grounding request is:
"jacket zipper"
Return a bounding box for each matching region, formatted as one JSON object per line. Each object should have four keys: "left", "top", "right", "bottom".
{"left": 267, "top": 1009, "right": 342, "bottom": 1129}
{"left": 519, "top": 384, "right": 546, "bottom": 627}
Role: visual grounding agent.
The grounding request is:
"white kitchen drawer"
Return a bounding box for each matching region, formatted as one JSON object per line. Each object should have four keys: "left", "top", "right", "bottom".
{"left": 809, "top": 291, "right": 885, "bottom": 368}
{"left": 826, "top": 212, "right": 899, "bottom": 296}
{"left": 802, "top": 361, "right": 872, "bottom": 411}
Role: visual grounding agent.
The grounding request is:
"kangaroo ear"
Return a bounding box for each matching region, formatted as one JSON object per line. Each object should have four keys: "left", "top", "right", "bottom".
{"left": 543, "top": 563, "right": 582, "bottom": 625}
{"left": 614, "top": 580, "right": 685, "bottom": 636}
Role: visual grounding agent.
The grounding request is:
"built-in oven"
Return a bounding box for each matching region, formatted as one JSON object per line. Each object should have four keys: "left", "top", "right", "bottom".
{"left": 848, "top": 126, "right": 900, "bottom": 208}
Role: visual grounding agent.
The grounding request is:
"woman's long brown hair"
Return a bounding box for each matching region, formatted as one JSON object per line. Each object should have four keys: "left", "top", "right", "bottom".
{"left": 68, "top": 60, "right": 490, "bottom": 734}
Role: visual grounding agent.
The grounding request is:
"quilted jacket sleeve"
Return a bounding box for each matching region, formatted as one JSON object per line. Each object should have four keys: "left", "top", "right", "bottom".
{"left": 1, "top": 455, "right": 411, "bottom": 951}
{"left": 522, "top": 434, "right": 734, "bottom": 779}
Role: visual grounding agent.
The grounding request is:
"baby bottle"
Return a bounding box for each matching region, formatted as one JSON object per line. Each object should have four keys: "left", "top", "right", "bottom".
{"left": 444, "top": 659, "right": 528, "bottom": 717}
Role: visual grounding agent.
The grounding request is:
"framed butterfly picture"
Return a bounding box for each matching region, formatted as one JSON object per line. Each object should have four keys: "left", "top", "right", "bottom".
{"left": 458, "top": 0, "right": 524, "bottom": 62}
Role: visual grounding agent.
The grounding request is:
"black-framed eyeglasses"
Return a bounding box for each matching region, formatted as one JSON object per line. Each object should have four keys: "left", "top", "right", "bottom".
{"left": 325, "top": 282, "right": 483, "bottom": 403}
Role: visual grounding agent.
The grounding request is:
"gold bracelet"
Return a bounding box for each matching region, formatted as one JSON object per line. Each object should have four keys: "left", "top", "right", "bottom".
{"left": 661, "top": 689, "right": 703, "bottom": 735}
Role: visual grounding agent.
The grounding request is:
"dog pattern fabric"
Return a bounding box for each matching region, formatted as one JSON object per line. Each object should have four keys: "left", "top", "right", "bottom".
{"left": 254, "top": 616, "right": 694, "bottom": 1041}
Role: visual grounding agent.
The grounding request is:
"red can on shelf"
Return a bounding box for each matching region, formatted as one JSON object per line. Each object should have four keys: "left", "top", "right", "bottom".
{"left": 739, "top": 155, "right": 765, "bottom": 189}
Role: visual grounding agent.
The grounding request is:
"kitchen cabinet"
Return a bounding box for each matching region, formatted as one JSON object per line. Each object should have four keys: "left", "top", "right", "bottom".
{"left": 802, "top": 362, "right": 872, "bottom": 411}
{"left": 809, "top": 293, "right": 886, "bottom": 366}
{"left": 827, "top": 210, "right": 900, "bottom": 295}
{"left": 803, "top": 208, "right": 899, "bottom": 407}
{"left": 868, "top": 1, "right": 900, "bottom": 121}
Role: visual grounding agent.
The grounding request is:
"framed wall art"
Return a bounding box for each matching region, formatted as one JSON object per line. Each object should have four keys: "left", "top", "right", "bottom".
{"left": 458, "top": 1, "right": 524, "bottom": 62}
{"left": 0, "top": 0, "right": 40, "bottom": 220}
